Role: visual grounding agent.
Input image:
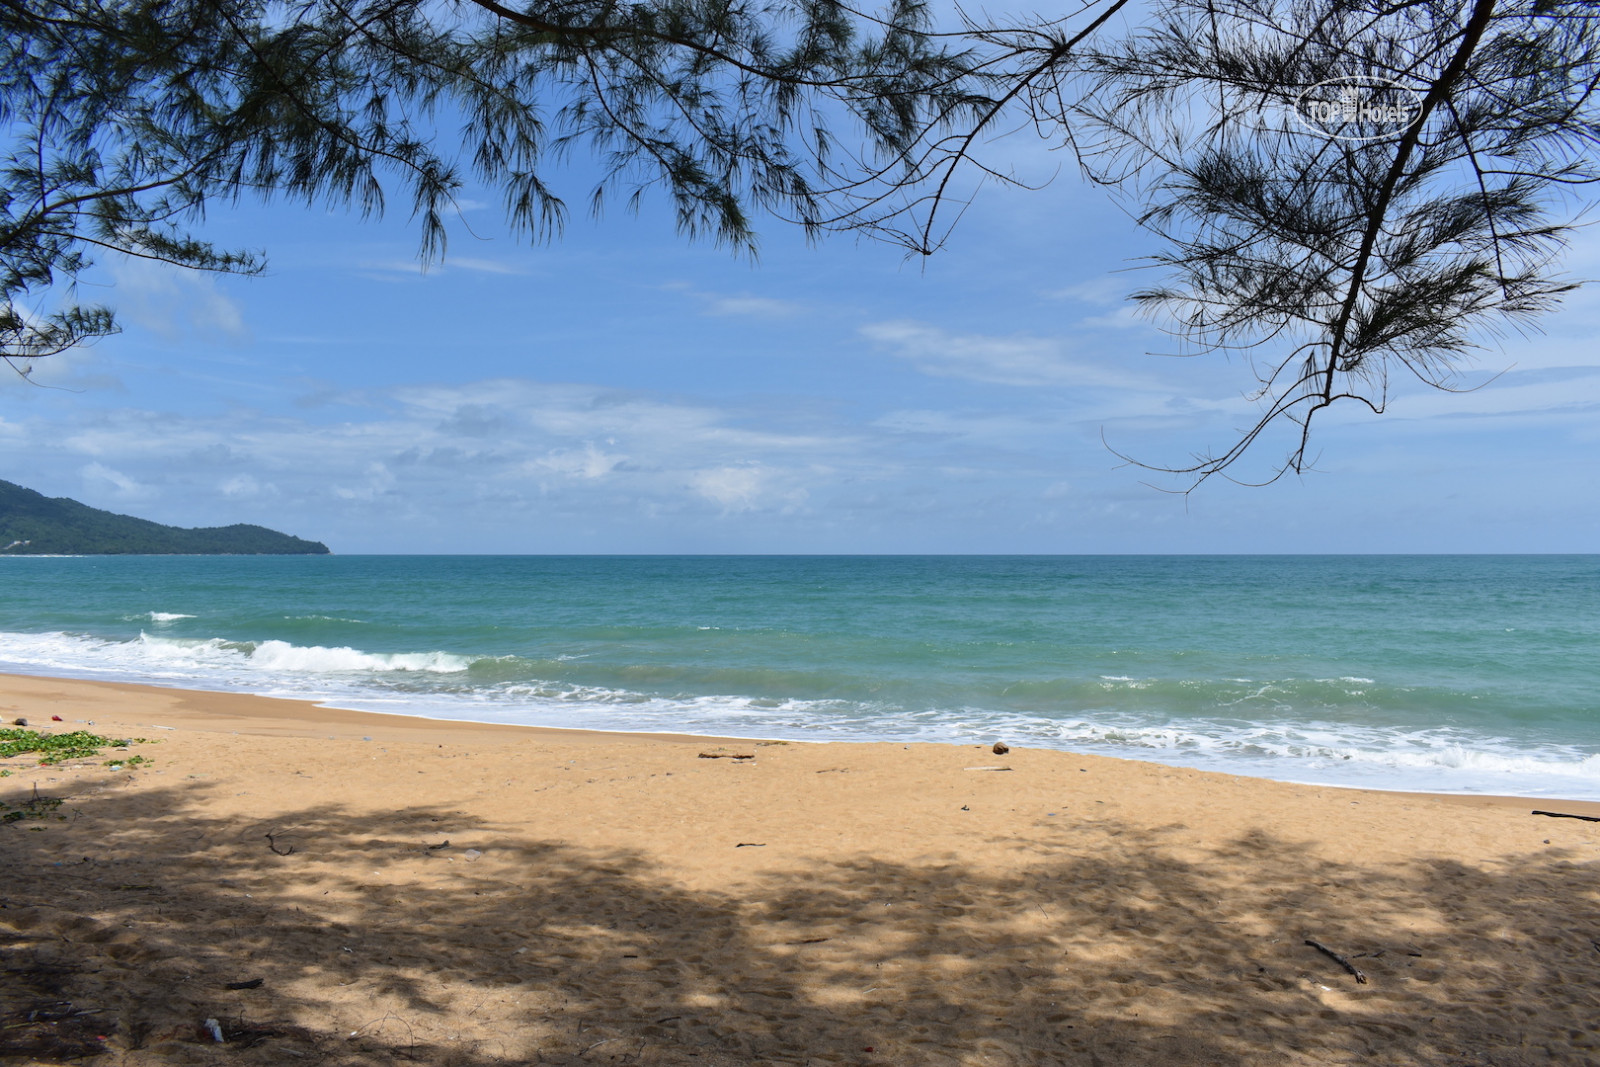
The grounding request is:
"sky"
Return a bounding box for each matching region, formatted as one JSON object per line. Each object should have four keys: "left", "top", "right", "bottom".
{"left": 3, "top": 123, "right": 1598, "bottom": 553}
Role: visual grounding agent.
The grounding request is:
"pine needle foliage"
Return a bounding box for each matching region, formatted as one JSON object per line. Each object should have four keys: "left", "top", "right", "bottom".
{"left": 1072, "top": 0, "right": 1600, "bottom": 485}
{"left": 0, "top": 0, "right": 986, "bottom": 374}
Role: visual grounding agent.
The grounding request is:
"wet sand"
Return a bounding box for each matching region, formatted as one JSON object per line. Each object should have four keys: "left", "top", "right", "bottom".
{"left": 2, "top": 672, "right": 1598, "bottom": 1065}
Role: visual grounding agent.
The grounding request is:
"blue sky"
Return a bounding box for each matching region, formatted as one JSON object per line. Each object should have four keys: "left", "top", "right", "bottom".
{"left": 3, "top": 143, "right": 1598, "bottom": 553}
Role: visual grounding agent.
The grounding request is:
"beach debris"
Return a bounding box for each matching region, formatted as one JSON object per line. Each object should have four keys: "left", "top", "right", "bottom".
{"left": 735, "top": 842, "right": 766, "bottom": 847}
{"left": 992, "top": 741, "right": 1010, "bottom": 755}
{"left": 963, "top": 766, "right": 1012, "bottom": 772}
{"left": 265, "top": 833, "right": 295, "bottom": 856}
{"left": 11, "top": 717, "right": 25, "bottom": 726}
{"left": 960, "top": 805, "right": 970, "bottom": 811}
{"left": 21, "top": 1003, "right": 106, "bottom": 1023}
{"left": 698, "top": 751, "right": 755, "bottom": 760}
{"left": 224, "top": 978, "right": 264, "bottom": 990}
{"left": 203, "top": 1018, "right": 226, "bottom": 1044}
{"left": 1531, "top": 809, "right": 1600, "bottom": 823}
{"left": 1305, "top": 939, "right": 1368, "bottom": 984}
{"left": 50, "top": 715, "right": 62, "bottom": 721}
{"left": 461, "top": 848, "right": 483, "bottom": 861}
{"left": 426, "top": 839, "right": 451, "bottom": 850}
{"left": 0, "top": 1002, "right": 108, "bottom": 1060}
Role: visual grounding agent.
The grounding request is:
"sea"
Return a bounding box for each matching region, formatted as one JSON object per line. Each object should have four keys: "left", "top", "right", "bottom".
{"left": 0, "top": 555, "right": 1596, "bottom": 799}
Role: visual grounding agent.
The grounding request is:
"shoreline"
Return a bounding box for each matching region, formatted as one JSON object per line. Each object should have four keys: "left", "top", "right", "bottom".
{"left": 3, "top": 669, "right": 1598, "bottom": 812}
{"left": 0, "top": 670, "right": 764, "bottom": 747}
{"left": 5, "top": 670, "right": 1600, "bottom": 1064}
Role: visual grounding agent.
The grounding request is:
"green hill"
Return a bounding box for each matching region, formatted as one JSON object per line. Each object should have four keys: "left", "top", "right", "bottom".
{"left": 0, "top": 480, "right": 330, "bottom": 555}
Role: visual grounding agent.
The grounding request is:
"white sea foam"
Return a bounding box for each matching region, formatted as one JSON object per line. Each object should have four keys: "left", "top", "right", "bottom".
{"left": 3, "top": 627, "right": 1598, "bottom": 799}
{"left": 1011, "top": 715, "right": 1600, "bottom": 795}
{"left": 244, "top": 640, "right": 472, "bottom": 673}
{"left": 0, "top": 630, "right": 473, "bottom": 684}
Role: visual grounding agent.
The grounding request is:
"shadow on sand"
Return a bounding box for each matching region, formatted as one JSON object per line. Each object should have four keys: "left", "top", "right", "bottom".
{"left": 3, "top": 779, "right": 1598, "bottom": 1065}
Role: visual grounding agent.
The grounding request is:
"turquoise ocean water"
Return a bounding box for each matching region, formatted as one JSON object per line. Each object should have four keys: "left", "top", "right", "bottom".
{"left": 0, "top": 555, "right": 1595, "bottom": 798}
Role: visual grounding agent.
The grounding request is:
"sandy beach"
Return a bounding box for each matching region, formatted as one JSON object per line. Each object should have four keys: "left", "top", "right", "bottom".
{"left": 2, "top": 671, "right": 1598, "bottom": 1066}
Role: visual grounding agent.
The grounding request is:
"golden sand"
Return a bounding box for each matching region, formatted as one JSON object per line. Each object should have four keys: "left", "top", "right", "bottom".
{"left": 2, "top": 672, "right": 1598, "bottom": 1065}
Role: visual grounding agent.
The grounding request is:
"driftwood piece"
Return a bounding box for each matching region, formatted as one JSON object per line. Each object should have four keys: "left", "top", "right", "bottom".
{"left": 1531, "top": 809, "right": 1600, "bottom": 823}
{"left": 1305, "top": 939, "right": 1368, "bottom": 984}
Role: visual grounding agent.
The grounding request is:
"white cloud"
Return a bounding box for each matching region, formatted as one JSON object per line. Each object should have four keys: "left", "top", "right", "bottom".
{"left": 703, "top": 295, "right": 803, "bottom": 318}
{"left": 530, "top": 443, "right": 625, "bottom": 480}
{"left": 873, "top": 408, "right": 1065, "bottom": 445}
{"left": 13, "top": 377, "right": 869, "bottom": 530}
{"left": 1381, "top": 369, "right": 1600, "bottom": 422}
{"left": 689, "top": 465, "right": 767, "bottom": 509}
{"left": 80, "top": 462, "right": 150, "bottom": 501}
{"left": 0, "top": 344, "right": 123, "bottom": 392}
{"left": 334, "top": 462, "right": 398, "bottom": 501}
{"left": 356, "top": 258, "right": 434, "bottom": 278}
{"left": 1079, "top": 305, "right": 1150, "bottom": 330}
{"left": 357, "top": 255, "right": 527, "bottom": 278}
{"left": 861, "top": 320, "right": 1151, "bottom": 389}
{"left": 1043, "top": 277, "right": 1131, "bottom": 305}
{"left": 687, "top": 464, "right": 808, "bottom": 513}
{"left": 446, "top": 257, "right": 529, "bottom": 276}
{"left": 658, "top": 281, "right": 806, "bottom": 318}
{"left": 391, "top": 379, "right": 844, "bottom": 458}
{"left": 108, "top": 255, "right": 247, "bottom": 341}
{"left": 220, "top": 474, "right": 277, "bottom": 498}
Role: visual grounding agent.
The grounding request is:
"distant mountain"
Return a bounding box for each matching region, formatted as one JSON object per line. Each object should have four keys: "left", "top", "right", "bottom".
{"left": 0, "top": 480, "right": 330, "bottom": 555}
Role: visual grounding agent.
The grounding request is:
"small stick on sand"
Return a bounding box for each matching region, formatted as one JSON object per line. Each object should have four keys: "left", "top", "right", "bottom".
{"left": 1305, "top": 939, "right": 1368, "bottom": 983}
{"left": 1531, "top": 810, "right": 1600, "bottom": 823}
